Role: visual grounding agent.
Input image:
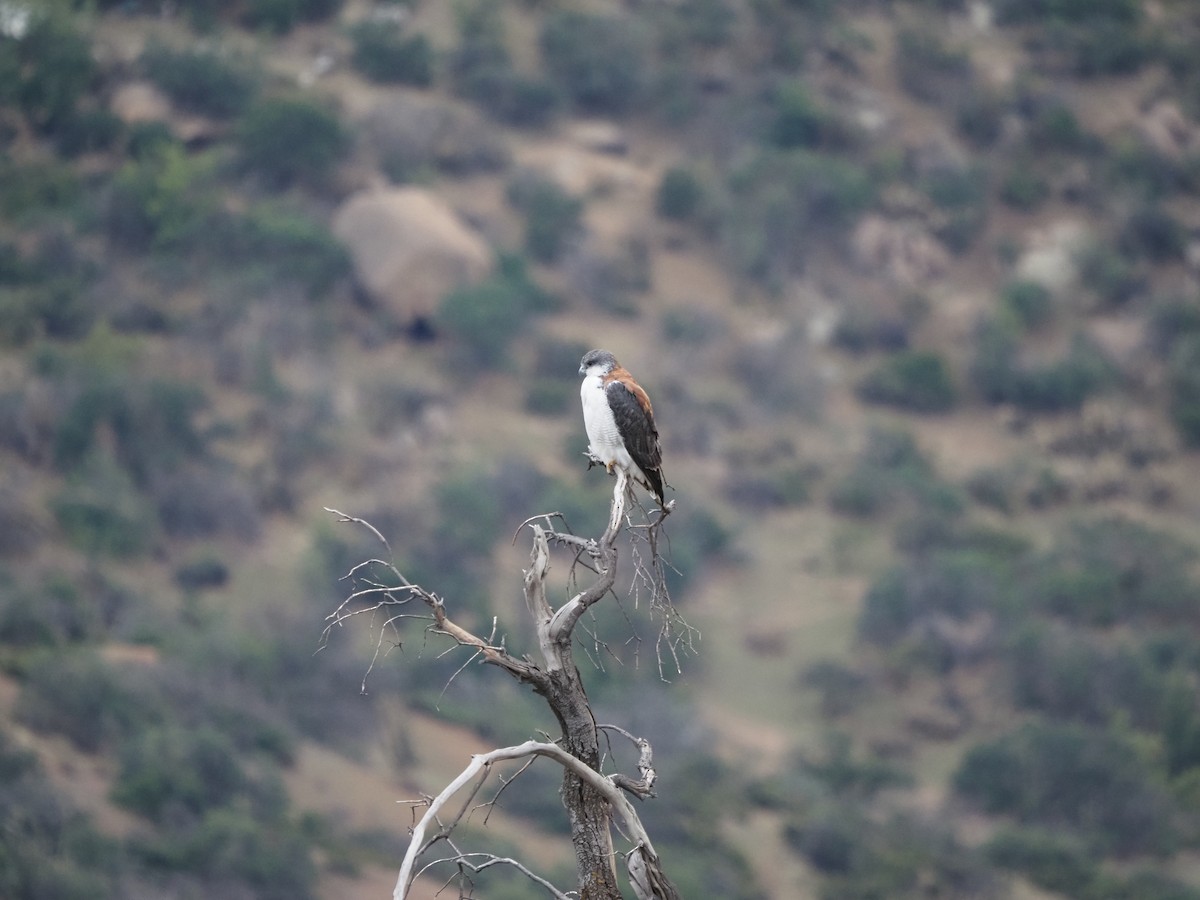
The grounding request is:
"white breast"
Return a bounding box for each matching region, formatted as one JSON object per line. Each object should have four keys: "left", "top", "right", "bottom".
{"left": 581, "top": 374, "right": 632, "bottom": 470}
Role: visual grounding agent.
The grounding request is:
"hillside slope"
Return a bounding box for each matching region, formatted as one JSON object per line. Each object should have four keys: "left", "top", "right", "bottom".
{"left": 3, "top": 0, "right": 1200, "bottom": 897}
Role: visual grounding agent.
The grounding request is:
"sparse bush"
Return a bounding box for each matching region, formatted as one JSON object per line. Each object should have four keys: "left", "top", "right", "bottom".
{"left": 367, "top": 96, "right": 510, "bottom": 181}
{"left": 856, "top": 349, "right": 957, "bottom": 413}
{"left": 894, "top": 27, "right": 971, "bottom": 104}
{"left": 154, "top": 466, "right": 261, "bottom": 541}
{"left": 723, "top": 465, "right": 814, "bottom": 510}
{"left": 142, "top": 42, "right": 257, "bottom": 118}
{"left": 349, "top": 21, "right": 433, "bottom": 87}
{"left": 236, "top": 97, "right": 348, "bottom": 189}
{"left": 540, "top": 11, "right": 646, "bottom": 115}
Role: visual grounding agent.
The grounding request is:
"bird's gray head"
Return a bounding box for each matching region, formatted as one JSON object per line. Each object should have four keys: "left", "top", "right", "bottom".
{"left": 579, "top": 349, "right": 618, "bottom": 377}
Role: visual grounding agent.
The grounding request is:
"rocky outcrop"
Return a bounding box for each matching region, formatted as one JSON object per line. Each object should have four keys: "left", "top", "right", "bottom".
{"left": 332, "top": 187, "right": 490, "bottom": 319}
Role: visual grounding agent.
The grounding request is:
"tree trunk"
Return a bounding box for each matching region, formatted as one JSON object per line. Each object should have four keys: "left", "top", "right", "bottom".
{"left": 545, "top": 668, "right": 620, "bottom": 899}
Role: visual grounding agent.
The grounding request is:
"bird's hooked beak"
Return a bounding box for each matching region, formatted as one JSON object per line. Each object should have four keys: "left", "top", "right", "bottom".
{"left": 578, "top": 364, "right": 586, "bottom": 375}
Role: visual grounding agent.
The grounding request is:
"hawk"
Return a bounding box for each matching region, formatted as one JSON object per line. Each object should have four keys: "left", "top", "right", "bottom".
{"left": 578, "top": 349, "right": 665, "bottom": 505}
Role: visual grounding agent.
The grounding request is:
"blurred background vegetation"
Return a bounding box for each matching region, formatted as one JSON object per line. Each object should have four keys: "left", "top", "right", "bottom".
{"left": 3, "top": 0, "right": 1200, "bottom": 897}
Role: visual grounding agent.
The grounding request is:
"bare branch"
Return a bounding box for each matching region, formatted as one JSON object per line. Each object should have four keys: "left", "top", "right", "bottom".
{"left": 395, "top": 740, "right": 674, "bottom": 900}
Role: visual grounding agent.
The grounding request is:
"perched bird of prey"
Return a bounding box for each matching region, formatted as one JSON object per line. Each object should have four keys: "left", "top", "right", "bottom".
{"left": 578, "top": 349, "right": 665, "bottom": 505}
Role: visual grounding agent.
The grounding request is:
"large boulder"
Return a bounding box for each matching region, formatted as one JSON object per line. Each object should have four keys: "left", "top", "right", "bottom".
{"left": 332, "top": 187, "right": 490, "bottom": 319}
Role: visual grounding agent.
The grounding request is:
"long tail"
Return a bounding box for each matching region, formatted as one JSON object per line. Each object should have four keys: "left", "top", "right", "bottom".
{"left": 643, "top": 467, "right": 666, "bottom": 507}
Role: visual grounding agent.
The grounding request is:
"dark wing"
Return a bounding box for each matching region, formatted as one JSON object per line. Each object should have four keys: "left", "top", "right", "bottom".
{"left": 606, "top": 380, "right": 665, "bottom": 502}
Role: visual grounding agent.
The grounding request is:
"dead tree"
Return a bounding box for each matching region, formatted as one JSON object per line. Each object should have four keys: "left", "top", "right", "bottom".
{"left": 324, "top": 469, "right": 686, "bottom": 900}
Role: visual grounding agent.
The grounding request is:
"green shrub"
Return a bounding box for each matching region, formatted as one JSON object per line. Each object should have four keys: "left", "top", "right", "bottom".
{"left": 656, "top": 166, "right": 705, "bottom": 221}
{"left": 540, "top": 11, "right": 646, "bottom": 115}
{"left": 725, "top": 148, "right": 874, "bottom": 284}
{"left": 51, "top": 454, "right": 153, "bottom": 559}
{"left": 971, "top": 320, "right": 1116, "bottom": 412}
{"left": 224, "top": 204, "right": 351, "bottom": 297}
{"left": 769, "top": 81, "right": 839, "bottom": 149}
{"left": 174, "top": 555, "right": 230, "bottom": 592}
{"left": 954, "top": 719, "right": 1176, "bottom": 855}
{"left": 1147, "top": 296, "right": 1200, "bottom": 356}
{"left": 860, "top": 549, "right": 1007, "bottom": 646}
{"left": 105, "top": 144, "right": 219, "bottom": 252}
{"left": 1033, "top": 516, "right": 1198, "bottom": 626}
{"left": 1000, "top": 279, "right": 1053, "bottom": 329}
{"left": 1077, "top": 240, "right": 1144, "bottom": 308}
{"left": 16, "top": 652, "right": 160, "bottom": 751}
{"left": 141, "top": 41, "right": 257, "bottom": 118}
{"left": 507, "top": 174, "right": 582, "bottom": 264}
{"left": 54, "top": 377, "right": 207, "bottom": 484}
{"left": 437, "top": 254, "right": 556, "bottom": 372}
{"left": 10, "top": 13, "right": 95, "bottom": 134}
{"left": 1168, "top": 334, "right": 1200, "bottom": 446}
{"left": 994, "top": 0, "right": 1140, "bottom": 26}
{"left": 1118, "top": 206, "right": 1187, "bottom": 262}
{"left": 999, "top": 163, "right": 1047, "bottom": 211}
{"left": 133, "top": 807, "right": 317, "bottom": 895}
{"left": 856, "top": 349, "right": 957, "bottom": 413}
{"left": 985, "top": 826, "right": 1097, "bottom": 894}
{"left": 1026, "top": 101, "right": 1095, "bottom": 154}
{"left": 242, "top": 0, "right": 341, "bottom": 33}
{"left": 349, "top": 22, "right": 433, "bottom": 86}
{"left": 54, "top": 106, "right": 124, "bottom": 157}
{"left": 955, "top": 89, "right": 1006, "bottom": 147}
{"left": 236, "top": 97, "right": 348, "bottom": 188}
{"left": 113, "top": 725, "right": 245, "bottom": 821}
{"left": 964, "top": 466, "right": 1019, "bottom": 513}
{"left": 923, "top": 165, "right": 988, "bottom": 252}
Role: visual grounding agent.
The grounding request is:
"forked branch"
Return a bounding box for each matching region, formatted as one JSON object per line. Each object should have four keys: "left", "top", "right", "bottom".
{"left": 395, "top": 740, "right": 675, "bottom": 900}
